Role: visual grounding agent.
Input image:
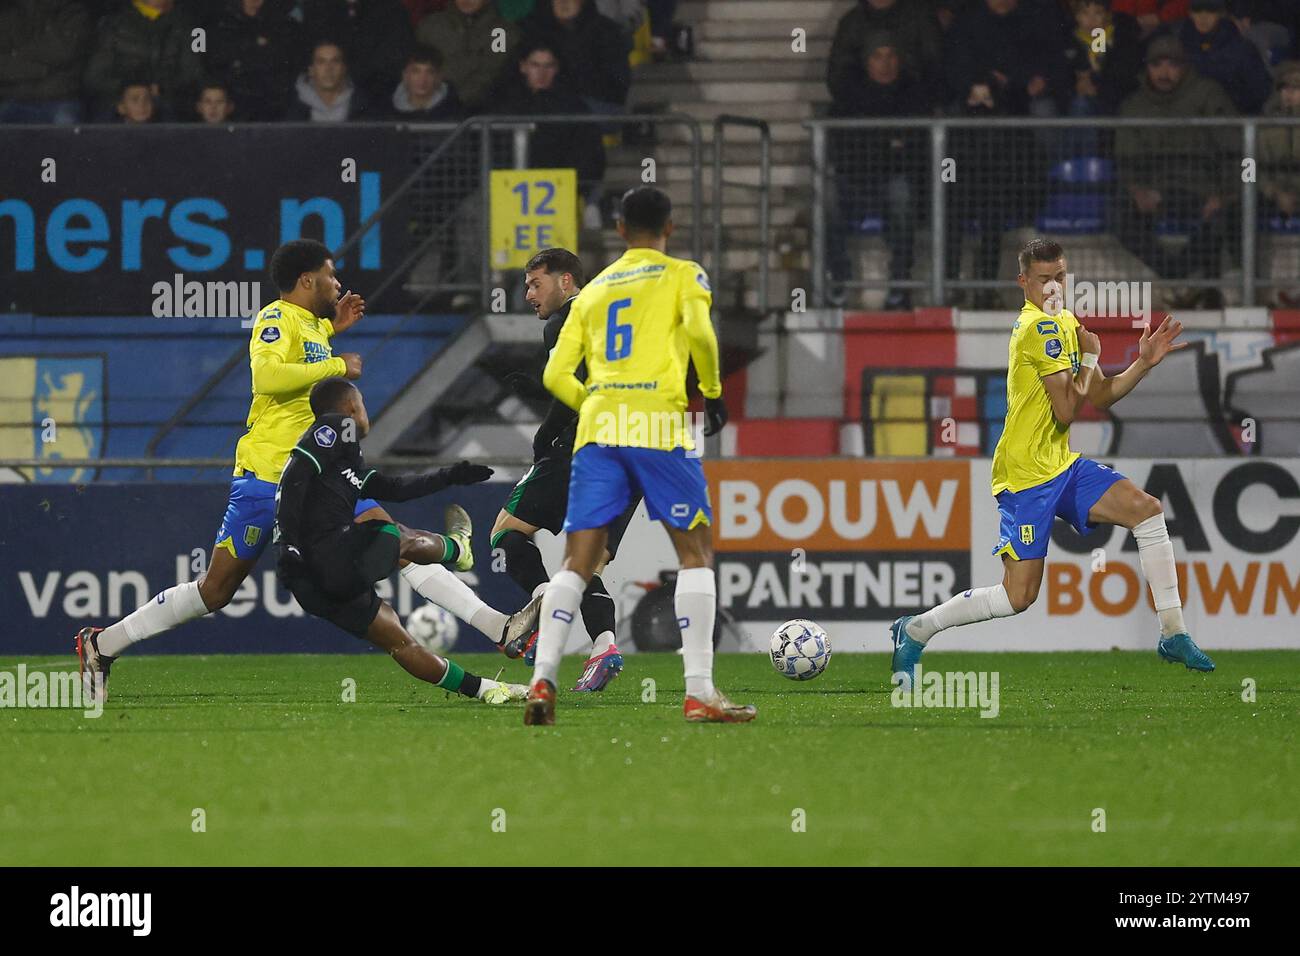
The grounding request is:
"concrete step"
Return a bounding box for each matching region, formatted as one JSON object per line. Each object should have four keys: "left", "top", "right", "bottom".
{"left": 650, "top": 58, "right": 825, "bottom": 83}
{"left": 680, "top": 0, "right": 850, "bottom": 22}
{"left": 659, "top": 99, "right": 817, "bottom": 123}
{"left": 695, "top": 37, "right": 833, "bottom": 61}
{"left": 694, "top": 18, "right": 837, "bottom": 41}
{"left": 633, "top": 79, "right": 827, "bottom": 105}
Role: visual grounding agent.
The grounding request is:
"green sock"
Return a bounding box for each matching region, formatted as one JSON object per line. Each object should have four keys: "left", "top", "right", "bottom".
{"left": 436, "top": 659, "right": 465, "bottom": 693}
{"left": 440, "top": 535, "right": 460, "bottom": 565}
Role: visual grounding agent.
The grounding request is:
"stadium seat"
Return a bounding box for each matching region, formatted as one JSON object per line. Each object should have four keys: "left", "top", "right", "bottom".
{"left": 1048, "top": 157, "right": 1114, "bottom": 185}
{"left": 1038, "top": 193, "right": 1106, "bottom": 234}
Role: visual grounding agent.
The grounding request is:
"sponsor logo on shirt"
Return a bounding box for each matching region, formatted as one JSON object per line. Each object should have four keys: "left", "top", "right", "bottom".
{"left": 313, "top": 424, "right": 337, "bottom": 447}
{"left": 260, "top": 326, "right": 280, "bottom": 344}
{"left": 1044, "top": 338, "right": 1063, "bottom": 359}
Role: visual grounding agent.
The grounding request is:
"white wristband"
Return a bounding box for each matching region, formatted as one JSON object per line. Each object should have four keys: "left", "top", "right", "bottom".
{"left": 1080, "top": 352, "right": 1098, "bottom": 369}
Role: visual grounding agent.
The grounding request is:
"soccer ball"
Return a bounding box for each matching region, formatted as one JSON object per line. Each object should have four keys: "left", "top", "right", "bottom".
{"left": 769, "top": 619, "right": 831, "bottom": 681}
{"left": 405, "top": 603, "right": 459, "bottom": 654}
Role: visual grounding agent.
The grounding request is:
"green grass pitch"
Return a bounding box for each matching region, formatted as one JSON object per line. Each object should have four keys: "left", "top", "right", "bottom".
{"left": 2, "top": 650, "right": 1296, "bottom": 866}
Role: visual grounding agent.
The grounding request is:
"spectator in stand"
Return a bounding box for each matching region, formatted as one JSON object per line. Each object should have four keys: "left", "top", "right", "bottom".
{"left": 84, "top": 0, "right": 205, "bottom": 120}
{"left": 1115, "top": 34, "right": 1237, "bottom": 305}
{"left": 496, "top": 40, "right": 606, "bottom": 194}
{"left": 1063, "top": 0, "right": 1142, "bottom": 116}
{"left": 1230, "top": 1, "right": 1295, "bottom": 73}
{"left": 210, "top": 0, "right": 302, "bottom": 121}
{"left": 1178, "top": 0, "right": 1271, "bottom": 112}
{"left": 0, "top": 0, "right": 92, "bottom": 125}
{"left": 194, "top": 79, "right": 236, "bottom": 122}
{"left": 1111, "top": 0, "right": 1189, "bottom": 38}
{"left": 645, "top": 1, "right": 677, "bottom": 57}
{"left": 286, "top": 39, "right": 371, "bottom": 120}
{"left": 522, "top": 0, "right": 631, "bottom": 113}
{"left": 827, "top": 32, "right": 934, "bottom": 309}
{"left": 943, "top": 0, "right": 1071, "bottom": 117}
{"left": 116, "top": 77, "right": 157, "bottom": 123}
{"left": 382, "top": 44, "right": 462, "bottom": 120}
{"left": 1259, "top": 60, "right": 1300, "bottom": 218}
{"left": 828, "top": 0, "right": 943, "bottom": 99}
{"left": 416, "top": 0, "right": 518, "bottom": 113}
{"left": 301, "top": 0, "right": 413, "bottom": 102}
{"left": 944, "top": 72, "right": 1043, "bottom": 308}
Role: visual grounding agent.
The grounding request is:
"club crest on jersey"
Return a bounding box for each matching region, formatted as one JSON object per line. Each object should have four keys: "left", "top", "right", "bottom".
{"left": 244, "top": 526, "right": 261, "bottom": 547}
{"left": 313, "top": 424, "right": 337, "bottom": 448}
{"left": 260, "top": 326, "right": 280, "bottom": 344}
{"left": 1044, "top": 338, "right": 1063, "bottom": 359}
{"left": 1020, "top": 524, "right": 1035, "bottom": 545}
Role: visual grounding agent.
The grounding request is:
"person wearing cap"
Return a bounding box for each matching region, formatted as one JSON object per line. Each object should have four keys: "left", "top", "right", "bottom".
{"left": 827, "top": 31, "right": 936, "bottom": 308}
{"left": 1115, "top": 33, "right": 1238, "bottom": 304}
{"left": 1259, "top": 62, "right": 1300, "bottom": 220}
{"left": 1177, "top": 0, "right": 1272, "bottom": 113}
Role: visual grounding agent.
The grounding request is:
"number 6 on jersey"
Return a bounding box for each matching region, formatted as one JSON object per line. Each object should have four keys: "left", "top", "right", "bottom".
{"left": 606, "top": 298, "right": 633, "bottom": 361}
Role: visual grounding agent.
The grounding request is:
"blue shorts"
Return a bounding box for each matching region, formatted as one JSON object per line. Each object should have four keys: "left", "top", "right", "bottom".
{"left": 563, "top": 444, "right": 712, "bottom": 533}
{"left": 215, "top": 474, "right": 379, "bottom": 561}
{"left": 993, "top": 457, "right": 1125, "bottom": 560}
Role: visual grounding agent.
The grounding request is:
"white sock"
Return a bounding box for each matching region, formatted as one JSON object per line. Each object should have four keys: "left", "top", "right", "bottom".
{"left": 400, "top": 564, "right": 509, "bottom": 641}
{"left": 532, "top": 569, "right": 584, "bottom": 687}
{"left": 1132, "top": 513, "right": 1186, "bottom": 637}
{"left": 675, "top": 567, "right": 717, "bottom": 699}
{"left": 591, "top": 631, "right": 616, "bottom": 656}
{"left": 905, "top": 583, "right": 1017, "bottom": 644}
{"left": 97, "top": 581, "right": 209, "bottom": 657}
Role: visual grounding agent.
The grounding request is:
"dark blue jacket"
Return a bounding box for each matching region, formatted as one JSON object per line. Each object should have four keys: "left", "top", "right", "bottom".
{"left": 1177, "top": 18, "right": 1271, "bottom": 114}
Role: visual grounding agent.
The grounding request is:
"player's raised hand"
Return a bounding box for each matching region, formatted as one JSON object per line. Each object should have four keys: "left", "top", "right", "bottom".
{"left": 442, "top": 460, "right": 494, "bottom": 485}
{"left": 339, "top": 352, "right": 363, "bottom": 380}
{"left": 333, "top": 290, "right": 366, "bottom": 333}
{"left": 1078, "top": 325, "right": 1101, "bottom": 359}
{"left": 1139, "top": 315, "right": 1189, "bottom": 368}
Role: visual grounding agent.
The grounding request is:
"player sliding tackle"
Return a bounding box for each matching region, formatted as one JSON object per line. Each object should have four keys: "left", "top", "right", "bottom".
{"left": 77, "top": 239, "right": 539, "bottom": 700}
{"left": 890, "top": 238, "right": 1215, "bottom": 682}
{"left": 523, "top": 186, "right": 756, "bottom": 725}
{"left": 275, "top": 378, "right": 526, "bottom": 704}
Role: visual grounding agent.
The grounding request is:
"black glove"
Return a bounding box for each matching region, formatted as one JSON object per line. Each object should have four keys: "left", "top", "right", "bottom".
{"left": 703, "top": 396, "right": 728, "bottom": 436}
{"left": 504, "top": 370, "right": 549, "bottom": 402}
{"left": 440, "top": 460, "right": 494, "bottom": 485}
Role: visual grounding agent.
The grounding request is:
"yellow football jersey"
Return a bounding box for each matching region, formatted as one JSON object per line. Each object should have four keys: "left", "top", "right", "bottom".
{"left": 990, "top": 301, "right": 1082, "bottom": 495}
{"left": 544, "top": 247, "right": 721, "bottom": 453}
{"left": 232, "top": 299, "right": 347, "bottom": 479}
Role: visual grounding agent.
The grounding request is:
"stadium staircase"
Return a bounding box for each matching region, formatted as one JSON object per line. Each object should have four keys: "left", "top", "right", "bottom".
{"left": 593, "top": 0, "right": 851, "bottom": 311}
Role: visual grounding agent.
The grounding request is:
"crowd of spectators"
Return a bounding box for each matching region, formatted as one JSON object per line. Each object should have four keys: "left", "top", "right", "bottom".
{"left": 0, "top": 0, "right": 678, "bottom": 126}
{"left": 826, "top": 0, "right": 1300, "bottom": 307}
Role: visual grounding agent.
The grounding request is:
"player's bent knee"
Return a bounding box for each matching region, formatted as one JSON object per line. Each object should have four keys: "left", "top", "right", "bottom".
{"left": 196, "top": 573, "right": 238, "bottom": 611}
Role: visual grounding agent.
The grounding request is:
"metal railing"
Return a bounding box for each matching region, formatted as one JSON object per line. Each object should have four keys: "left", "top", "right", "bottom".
{"left": 139, "top": 114, "right": 705, "bottom": 476}
{"left": 807, "top": 116, "right": 1300, "bottom": 309}
{"left": 712, "top": 115, "right": 771, "bottom": 313}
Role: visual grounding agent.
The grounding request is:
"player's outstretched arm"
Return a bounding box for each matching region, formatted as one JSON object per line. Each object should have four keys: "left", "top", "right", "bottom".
{"left": 363, "top": 461, "right": 494, "bottom": 503}
{"left": 541, "top": 305, "right": 588, "bottom": 411}
{"left": 1087, "top": 315, "right": 1188, "bottom": 410}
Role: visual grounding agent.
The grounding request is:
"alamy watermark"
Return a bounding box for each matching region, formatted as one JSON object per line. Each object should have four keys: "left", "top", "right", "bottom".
{"left": 1, "top": 664, "right": 103, "bottom": 718}
{"left": 151, "top": 272, "right": 262, "bottom": 327}
{"left": 890, "top": 664, "right": 1000, "bottom": 718}
{"left": 590, "top": 407, "right": 709, "bottom": 458}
